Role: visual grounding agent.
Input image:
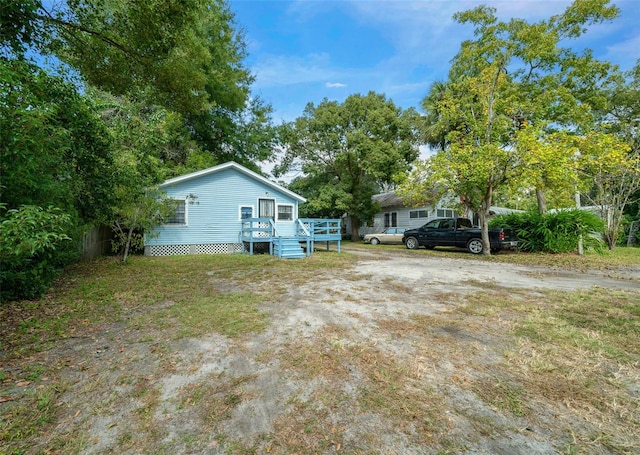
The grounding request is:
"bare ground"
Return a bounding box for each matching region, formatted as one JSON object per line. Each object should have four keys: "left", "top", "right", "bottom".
{"left": 2, "top": 246, "right": 639, "bottom": 454}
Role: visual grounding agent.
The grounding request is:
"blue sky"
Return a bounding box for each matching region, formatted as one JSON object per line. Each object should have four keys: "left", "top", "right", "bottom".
{"left": 230, "top": 0, "right": 640, "bottom": 124}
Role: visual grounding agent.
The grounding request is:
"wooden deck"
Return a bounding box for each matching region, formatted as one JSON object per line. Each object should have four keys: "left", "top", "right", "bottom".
{"left": 240, "top": 218, "right": 341, "bottom": 258}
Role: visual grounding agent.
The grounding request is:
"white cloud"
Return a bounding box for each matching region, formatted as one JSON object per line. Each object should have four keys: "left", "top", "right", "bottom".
{"left": 325, "top": 82, "right": 347, "bottom": 88}
{"left": 604, "top": 33, "right": 640, "bottom": 70}
{"left": 252, "top": 52, "right": 338, "bottom": 87}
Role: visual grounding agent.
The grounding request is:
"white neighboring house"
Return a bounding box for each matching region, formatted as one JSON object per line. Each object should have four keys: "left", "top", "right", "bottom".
{"left": 347, "top": 191, "right": 522, "bottom": 239}
{"left": 348, "top": 191, "right": 458, "bottom": 238}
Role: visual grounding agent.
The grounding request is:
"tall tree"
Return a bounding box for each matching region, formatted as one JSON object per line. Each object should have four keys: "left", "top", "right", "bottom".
{"left": 33, "top": 0, "right": 251, "bottom": 116}
{"left": 400, "top": 0, "right": 619, "bottom": 254}
{"left": 1, "top": 0, "right": 274, "bottom": 164}
{"left": 0, "top": 59, "right": 114, "bottom": 221}
{"left": 0, "top": 60, "right": 114, "bottom": 299}
{"left": 275, "top": 92, "right": 421, "bottom": 239}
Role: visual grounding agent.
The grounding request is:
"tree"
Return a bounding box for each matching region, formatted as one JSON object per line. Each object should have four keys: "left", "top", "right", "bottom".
{"left": 0, "top": 59, "right": 114, "bottom": 221}
{"left": 2, "top": 0, "right": 273, "bottom": 165}
{"left": 400, "top": 0, "right": 619, "bottom": 254}
{"left": 576, "top": 133, "right": 638, "bottom": 249}
{"left": 595, "top": 60, "right": 640, "bottom": 244}
{"left": 92, "top": 91, "right": 195, "bottom": 262}
{"left": 275, "top": 92, "right": 421, "bottom": 239}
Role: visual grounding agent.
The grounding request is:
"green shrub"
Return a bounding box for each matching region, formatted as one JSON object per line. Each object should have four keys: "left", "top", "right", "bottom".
{"left": 0, "top": 205, "right": 74, "bottom": 301}
{"left": 490, "top": 209, "right": 605, "bottom": 253}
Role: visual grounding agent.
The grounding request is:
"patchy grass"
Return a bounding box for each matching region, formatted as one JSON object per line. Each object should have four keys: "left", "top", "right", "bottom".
{"left": 1, "top": 252, "right": 358, "bottom": 360}
{"left": 274, "top": 325, "right": 449, "bottom": 453}
{"left": 349, "top": 241, "right": 640, "bottom": 269}
{"left": 1, "top": 248, "right": 638, "bottom": 454}
{"left": 449, "top": 288, "right": 639, "bottom": 454}
{"left": 0, "top": 381, "right": 67, "bottom": 453}
{"left": 0, "top": 251, "right": 356, "bottom": 455}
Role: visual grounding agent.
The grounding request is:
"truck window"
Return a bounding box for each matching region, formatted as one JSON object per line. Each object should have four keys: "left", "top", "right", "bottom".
{"left": 440, "top": 220, "right": 453, "bottom": 229}
{"left": 457, "top": 219, "right": 472, "bottom": 229}
{"left": 423, "top": 220, "right": 439, "bottom": 229}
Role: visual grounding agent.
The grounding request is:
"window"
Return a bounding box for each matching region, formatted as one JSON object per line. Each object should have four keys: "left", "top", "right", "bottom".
{"left": 277, "top": 204, "right": 293, "bottom": 221}
{"left": 437, "top": 208, "right": 454, "bottom": 218}
{"left": 166, "top": 199, "right": 186, "bottom": 225}
{"left": 384, "top": 212, "right": 398, "bottom": 227}
{"left": 259, "top": 198, "right": 275, "bottom": 219}
{"left": 409, "top": 210, "right": 428, "bottom": 219}
{"left": 240, "top": 206, "right": 253, "bottom": 220}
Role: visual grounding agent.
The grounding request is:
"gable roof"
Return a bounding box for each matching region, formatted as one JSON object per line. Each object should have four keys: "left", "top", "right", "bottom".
{"left": 159, "top": 161, "right": 306, "bottom": 203}
{"left": 373, "top": 191, "right": 404, "bottom": 209}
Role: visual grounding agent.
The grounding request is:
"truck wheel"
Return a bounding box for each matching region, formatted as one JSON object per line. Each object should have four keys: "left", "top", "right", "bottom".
{"left": 405, "top": 236, "right": 420, "bottom": 250}
{"left": 370, "top": 237, "right": 380, "bottom": 245}
{"left": 466, "top": 238, "right": 484, "bottom": 254}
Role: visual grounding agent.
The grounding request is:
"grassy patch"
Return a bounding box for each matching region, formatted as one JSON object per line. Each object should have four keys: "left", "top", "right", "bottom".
{"left": 275, "top": 325, "right": 448, "bottom": 452}
{"left": 0, "top": 381, "right": 67, "bottom": 455}
{"left": 0, "top": 252, "right": 357, "bottom": 360}
{"left": 347, "top": 241, "right": 640, "bottom": 269}
{"left": 456, "top": 288, "right": 640, "bottom": 454}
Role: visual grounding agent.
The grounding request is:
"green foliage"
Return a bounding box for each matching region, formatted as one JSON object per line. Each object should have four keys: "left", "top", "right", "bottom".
{"left": 0, "top": 0, "right": 43, "bottom": 58}
{"left": 0, "top": 205, "right": 73, "bottom": 301}
{"left": 401, "top": 0, "right": 620, "bottom": 254}
{"left": 0, "top": 59, "right": 114, "bottom": 221}
{"left": 93, "top": 92, "right": 195, "bottom": 262}
{"left": 490, "top": 209, "right": 605, "bottom": 253}
{"left": 45, "top": 0, "right": 252, "bottom": 117}
{"left": 276, "top": 92, "right": 421, "bottom": 237}
{"left": 0, "top": 59, "right": 116, "bottom": 300}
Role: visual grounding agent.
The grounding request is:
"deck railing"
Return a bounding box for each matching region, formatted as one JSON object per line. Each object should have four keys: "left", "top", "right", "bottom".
{"left": 241, "top": 217, "right": 341, "bottom": 256}
{"left": 299, "top": 218, "right": 342, "bottom": 252}
{"left": 240, "top": 217, "right": 280, "bottom": 255}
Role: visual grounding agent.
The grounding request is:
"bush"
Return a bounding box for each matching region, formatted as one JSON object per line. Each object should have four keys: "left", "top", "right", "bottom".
{"left": 490, "top": 209, "right": 605, "bottom": 253}
{"left": 0, "top": 205, "right": 74, "bottom": 301}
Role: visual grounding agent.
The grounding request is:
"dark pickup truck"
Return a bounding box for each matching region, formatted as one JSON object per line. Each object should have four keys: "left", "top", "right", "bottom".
{"left": 402, "top": 218, "right": 518, "bottom": 254}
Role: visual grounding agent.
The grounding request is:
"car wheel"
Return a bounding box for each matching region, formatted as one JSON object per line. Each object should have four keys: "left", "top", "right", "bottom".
{"left": 405, "top": 236, "right": 419, "bottom": 250}
{"left": 467, "top": 238, "right": 484, "bottom": 254}
{"left": 370, "top": 237, "right": 380, "bottom": 245}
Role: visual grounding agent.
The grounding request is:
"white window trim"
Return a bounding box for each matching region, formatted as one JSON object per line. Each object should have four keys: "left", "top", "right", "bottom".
{"left": 164, "top": 197, "right": 188, "bottom": 227}
{"left": 409, "top": 209, "right": 428, "bottom": 219}
{"left": 384, "top": 211, "right": 398, "bottom": 227}
{"left": 276, "top": 203, "right": 295, "bottom": 222}
{"left": 239, "top": 205, "right": 254, "bottom": 221}
{"left": 258, "top": 197, "right": 276, "bottom": 219}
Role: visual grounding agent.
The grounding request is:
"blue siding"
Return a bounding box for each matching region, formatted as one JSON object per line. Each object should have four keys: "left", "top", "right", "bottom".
{"left": 146, "top": 167, "right": 300, "bottom": 246}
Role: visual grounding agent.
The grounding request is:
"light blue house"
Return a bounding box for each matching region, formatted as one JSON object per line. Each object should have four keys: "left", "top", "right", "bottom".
{"left": 144, "top": 162, "right": 340, "bottom": 258}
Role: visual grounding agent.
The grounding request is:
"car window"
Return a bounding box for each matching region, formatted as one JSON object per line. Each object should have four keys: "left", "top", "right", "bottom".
{"left": 397, "top": 228, "right": 405, "bottom": 233}
{"left": 457, "top": 219, "right": 472, "bottom": 229}
{"left": 440, "top": 220, "right": 452, "bottom": 229}
{"left": 423, "top": 220, "right": 439, "bottom": 229}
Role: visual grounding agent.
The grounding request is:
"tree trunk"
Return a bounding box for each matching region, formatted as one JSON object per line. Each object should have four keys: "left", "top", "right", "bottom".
{"left": 350, "top": 215, "right": 360, "bottom": 241}
{"left": 121, "top": 207, "right": 139, "bottom": 263}
{"left": 479, "top": 193, "right": 492, "bottom": 256}
{"left": 535, "top": 189, "right": 547, "bottom": 214}
{"left": 122, "top": 226, "right": 134, "bottom": 263}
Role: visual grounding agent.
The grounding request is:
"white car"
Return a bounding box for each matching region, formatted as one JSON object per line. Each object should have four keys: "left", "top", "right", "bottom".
{"left": 363, "top": 228, "right": 406, "bottom": 245}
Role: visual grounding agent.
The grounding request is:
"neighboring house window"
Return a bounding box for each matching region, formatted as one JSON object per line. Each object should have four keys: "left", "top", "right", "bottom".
{"left": 240, "top": 206, "right": 253, "bottom": 220}
{"left": 437, "top": 208, "right": 454, "bottom": 218}
{"left": 384, "top": 212, "right": 397, "bottom": 227}
{"left": 277, "top": 204, "right": 293, "bottom": 221}
{"left": 166, "top": 199, "right": 187, "bottom": 225}
{"left": 409, "top": 209, "right": 428, "bottom": 219}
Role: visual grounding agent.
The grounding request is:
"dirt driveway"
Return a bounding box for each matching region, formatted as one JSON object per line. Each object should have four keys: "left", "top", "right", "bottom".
{"left": 14, "top": 246, "right": 640, "bottom": 454}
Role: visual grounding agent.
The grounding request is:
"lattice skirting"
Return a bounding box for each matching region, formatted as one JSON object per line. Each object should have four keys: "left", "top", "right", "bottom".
{"left": 145, "top": 243, "right": 246, "bottom": 256}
